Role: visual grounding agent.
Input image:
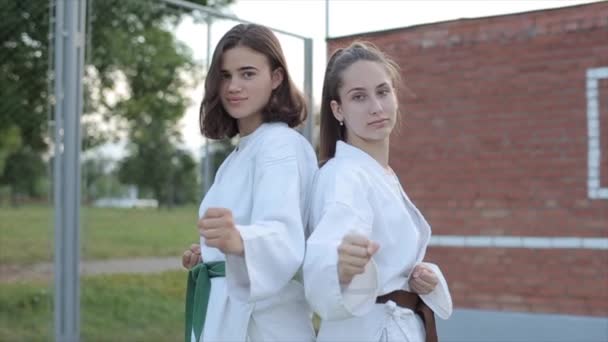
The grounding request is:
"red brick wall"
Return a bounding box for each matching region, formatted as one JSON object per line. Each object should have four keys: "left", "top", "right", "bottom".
{"left": 428, "top": 247, "right": 608, "bottom": 316}
{"left": 328, "top": 3, "right": 608, "bottom": 316}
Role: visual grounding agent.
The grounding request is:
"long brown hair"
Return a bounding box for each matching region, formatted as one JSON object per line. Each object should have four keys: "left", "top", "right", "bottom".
{"left": 319, "top": 41, "right": 401, "bottom": 164}
{"left": 200, "top": 24, "right": 307, "bottom": 139}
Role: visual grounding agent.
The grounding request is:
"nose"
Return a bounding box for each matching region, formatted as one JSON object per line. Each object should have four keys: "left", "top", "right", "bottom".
{"left": 227, "top": 78, "right": 242, "bottom": 93}
{"left": 370, "top": 97, "right": 383, "bottom": 116}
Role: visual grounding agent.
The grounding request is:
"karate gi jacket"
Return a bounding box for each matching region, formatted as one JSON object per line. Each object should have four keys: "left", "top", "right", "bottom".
{"left": 194, "top": 122, "right": 318, "bottom": 342}
{"left": 304, "top": 141, "right": 452, "bottom": 341}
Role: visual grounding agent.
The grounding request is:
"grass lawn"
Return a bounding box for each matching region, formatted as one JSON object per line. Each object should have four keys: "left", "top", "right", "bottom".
{"left": 0, "top": 205, "right": 199, "bottom": 265}
{"left": 0, "top": 270, "right": 187, "bottom": 342}
{"left": 0, "top": 206, "right": 323, "bottom": 340}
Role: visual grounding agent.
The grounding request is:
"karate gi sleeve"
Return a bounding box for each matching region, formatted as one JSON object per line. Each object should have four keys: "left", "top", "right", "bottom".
{"left": 303, "top": 165, "right": 381, "bottom": 321}
{"left": 224, "top": 134, "right": 308, "bottom": 302}
{"left": 415, "top": 262, "right": 453, "bottom": 319}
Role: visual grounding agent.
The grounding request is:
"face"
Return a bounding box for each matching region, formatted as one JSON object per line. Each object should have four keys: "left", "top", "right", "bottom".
{"left": 219, "top": 45, "right": 283, "bottom": 123}
{"left": 330, "top": 60, "right": 398, "bottom": 144}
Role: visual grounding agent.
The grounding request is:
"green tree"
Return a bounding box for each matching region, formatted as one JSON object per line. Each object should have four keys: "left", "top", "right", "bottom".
{"left": 0, "top": 0, "right": 233, "bottom": 205}
{"left": 0, "top": 126, "right": 22, "bottom": 176}
{"left": 0, "top": 1, "right": 51, "bottom": 204}
{"left": 205, "top": 138, "right": 235, "bottom": 171}
{"left": 117, "top": 120, "right": 198, "bottom": 207}
{"left": 82, "top": 154, "right": 120, "bottom": 203}
{"left": 0, "top": 147, "right": 45, "bottom": 206}
{"left": 87, "top": 0, "right": 227, "bottom": 206}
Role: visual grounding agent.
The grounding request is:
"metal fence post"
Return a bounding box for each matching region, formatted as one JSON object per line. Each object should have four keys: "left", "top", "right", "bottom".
{"left": 53, "top": 0, "right": 86, "bottom": 341}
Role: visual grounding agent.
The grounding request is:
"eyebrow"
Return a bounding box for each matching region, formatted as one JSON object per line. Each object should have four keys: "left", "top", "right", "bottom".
{"left": 221, "top": 66, "right": 259, "bottom": 73}
{"left": 346, "top": 82, "right": 390, "bottom": 94}
{"left": 346, "top": 87, "right": 366, "bottom": 95}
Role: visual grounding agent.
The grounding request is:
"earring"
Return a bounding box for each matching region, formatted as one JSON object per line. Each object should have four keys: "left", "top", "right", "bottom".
{"left": 339, "top": 120, "right": 344, "bottom": 126}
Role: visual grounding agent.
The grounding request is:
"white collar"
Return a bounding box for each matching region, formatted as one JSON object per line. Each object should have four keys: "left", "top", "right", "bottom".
{"left": 335, "top": 140, "right": 390, "bottom": 176}
{"left": 237, "top": 122, "right": 287, "bottom": 151}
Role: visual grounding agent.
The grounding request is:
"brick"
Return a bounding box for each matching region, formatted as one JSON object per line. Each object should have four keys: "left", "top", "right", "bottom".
{"left": 329, "top": 2, "right": 608, "bottom": 317}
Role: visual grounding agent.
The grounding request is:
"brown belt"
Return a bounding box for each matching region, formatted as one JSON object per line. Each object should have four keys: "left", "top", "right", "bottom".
{"left": 376, "top": 290, "right": 438, "bottom": 342}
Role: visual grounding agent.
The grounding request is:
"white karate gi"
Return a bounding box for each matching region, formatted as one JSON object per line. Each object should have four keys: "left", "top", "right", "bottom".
{"left": 194, "top": 122, "right": 317, "bottom": 342}
{"left": 304, "top": 141, "right": 452, "bottom": 342}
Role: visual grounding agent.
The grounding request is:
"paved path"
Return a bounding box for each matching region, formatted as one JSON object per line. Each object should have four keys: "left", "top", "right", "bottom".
{"left": 0, "top": 257, "right": 183, "bottom": 283}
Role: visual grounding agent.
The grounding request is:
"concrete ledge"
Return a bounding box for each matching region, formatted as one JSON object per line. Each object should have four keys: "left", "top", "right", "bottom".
{"left": 438, "top": 308, "right": 608, "bottom": 342}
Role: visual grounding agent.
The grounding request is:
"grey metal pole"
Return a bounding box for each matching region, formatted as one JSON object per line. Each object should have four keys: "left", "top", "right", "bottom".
{"left": 203, "top": 16, "right": 213, "bottom": 195}
{"left": 303, "top": 38, "right": 314, "bottom": 144}
{"left": 325, "top": 0, "right": 329, "bottom": 39}
{"left": 53, "top": 0, "right": 86, "bottom": 341}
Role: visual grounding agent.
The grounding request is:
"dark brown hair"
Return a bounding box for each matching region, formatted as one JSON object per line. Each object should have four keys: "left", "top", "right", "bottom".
{"left": 199, "top": 24, "right": 307, "bottom": 139}
{"left": 319, "top": 41, "right": 401, "bottom": 164}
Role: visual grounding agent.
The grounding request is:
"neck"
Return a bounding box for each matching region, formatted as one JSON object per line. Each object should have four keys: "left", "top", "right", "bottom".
{"left": 347, "top": 135, "right": 390, "bottom": 169}
{"left": 238, "top": 113, "right": 263, "bottom": 137}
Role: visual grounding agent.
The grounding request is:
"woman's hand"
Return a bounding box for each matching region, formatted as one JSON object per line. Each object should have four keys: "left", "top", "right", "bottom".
{"left": 337, "top": 233, "right": 380, "bottom": 285}
{"left": 408, "top": 263, "right": 438, "bottom": 295}
{"left": 198, "top": 207, "right": 244, "bottom": 256}
{"left": 182, "top": 243, "right": 202, "bottom": 269}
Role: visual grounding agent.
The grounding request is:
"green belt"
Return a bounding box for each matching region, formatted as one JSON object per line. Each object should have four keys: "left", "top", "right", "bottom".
{"left": 185, "top": 261, "right": 226, "bottom": 342}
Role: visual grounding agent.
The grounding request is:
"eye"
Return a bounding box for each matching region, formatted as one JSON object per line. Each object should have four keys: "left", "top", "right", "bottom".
{"left": 242, "top": 71, "right": 256, "bottom": 79}
{"left": 352, "top": 93, "right": 366, "bottom": 101}
{"left": 377, "top": 88, "right": 391, "bottom": 97}
{"left": 220, "top": 72, "right": 231, "bottom": 80}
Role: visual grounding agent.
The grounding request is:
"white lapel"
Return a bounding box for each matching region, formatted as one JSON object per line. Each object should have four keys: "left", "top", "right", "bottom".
{"left": 336, "top": 141, "right": 432, "bottom": 262}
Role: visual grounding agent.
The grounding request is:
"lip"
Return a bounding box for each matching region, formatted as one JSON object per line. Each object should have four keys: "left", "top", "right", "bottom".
{"left": 368, "top": 118, "right": 389, "bottom": 126}
{"left": 226, "top": 97, "right": 247, "bottom": 104}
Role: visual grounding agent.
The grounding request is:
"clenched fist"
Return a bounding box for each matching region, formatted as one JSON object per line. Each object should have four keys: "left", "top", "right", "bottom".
{"left": 198, "top": 207, "right": 244, "bottom": 256}
{"left": 182, "top": 243, "right": 202, "bottom": 269}
{"left": 337, "top": 233, "right": 380, "bottom": 285}
{"left": 408, "top": 263, "right": 438, "bottom": 295}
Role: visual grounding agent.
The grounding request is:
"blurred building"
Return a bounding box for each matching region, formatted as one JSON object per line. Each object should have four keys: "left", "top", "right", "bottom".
{"left": 93, "top": 185, "right": 158, "bottom": 208}
{"left": 327, "top": 2, "right": 608, "bottom": 340}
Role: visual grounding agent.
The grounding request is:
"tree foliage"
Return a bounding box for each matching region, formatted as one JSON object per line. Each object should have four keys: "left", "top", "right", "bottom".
{"left": 0, "top": 0, "right": 233, "bottom": 205}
